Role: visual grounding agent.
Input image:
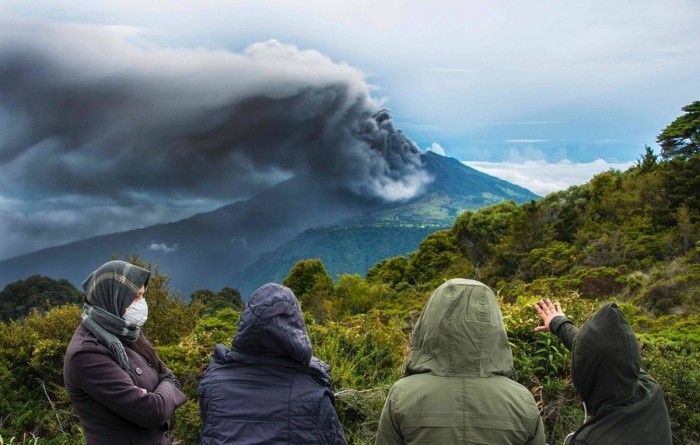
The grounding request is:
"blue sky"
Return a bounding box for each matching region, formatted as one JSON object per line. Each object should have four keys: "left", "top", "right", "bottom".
{"left": 0, "top": 0, "right": 698, "bottom": 259}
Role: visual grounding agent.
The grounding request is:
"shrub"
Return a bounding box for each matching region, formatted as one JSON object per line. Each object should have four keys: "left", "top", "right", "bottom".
{"left": 641, "top": 343, "right": 700, "bottom": 445}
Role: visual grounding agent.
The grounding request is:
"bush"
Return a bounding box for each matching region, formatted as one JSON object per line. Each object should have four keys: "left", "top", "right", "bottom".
{"left": 641, "top": 343, "right": 700, "bottom": 445}
{"left": 0, "top": 305, "right": 83, "bottom": 442}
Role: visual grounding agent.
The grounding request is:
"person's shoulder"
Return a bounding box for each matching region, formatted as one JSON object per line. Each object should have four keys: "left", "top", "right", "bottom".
{"left": 393, "top": 373, "right": 425, "bottom": 386}
{"left": 387, "top": 373, "right": 434, "bottom": 394}
{"left": 66, "top": 325, "right": 107, "bottom": 357}
{"left": 495, "top": 374, "right": 537, "bottom": 395}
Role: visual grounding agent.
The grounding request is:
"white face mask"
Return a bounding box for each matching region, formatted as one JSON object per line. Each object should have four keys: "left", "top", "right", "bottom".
{"left": 123, "top": 297, "right": 148, "bottom": 327}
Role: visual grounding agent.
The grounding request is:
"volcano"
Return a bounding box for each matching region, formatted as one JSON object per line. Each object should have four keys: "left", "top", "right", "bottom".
{"left": 0, "top": 152, "right": 538, "bottom": 297}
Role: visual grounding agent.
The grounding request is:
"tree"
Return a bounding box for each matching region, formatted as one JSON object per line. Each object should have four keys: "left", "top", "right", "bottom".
{"left": 404, "top": 230, "right": 471, "bottom": 288}
{"left": 334, "top": 274, "right": 389, "bottom": 315}
{"left": 657, "top": 101, "right": 700, "bottom": 159}
{"left": 636, "top": 145, "right": 659, "bottom": 173}
{"left": 365, "top": 256, "right": 409, "bottom": 287}
{"left": 675, "top": 204, "right": 695, "bottom": 254}
{"left": 0, "top": 275, "right": 81, "bottom": 322}
{"left": 452, "top": 200, "right": 519, "bottom": 266}
{"left": 283, "top": 258, "right": 333, "bottom": 300}
{"left": 283, "top": 259, "right": 335, "bottom": 321}
{"left": 191, "top": 287, "right": 244, "bottom": 316}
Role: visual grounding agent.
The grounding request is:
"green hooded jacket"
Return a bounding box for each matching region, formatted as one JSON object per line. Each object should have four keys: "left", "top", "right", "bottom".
{"left": 550, "top": 303, "right": 672, "bottom": 445}
{"left": 376, "top": 279, "right": 545, "bottom": 445}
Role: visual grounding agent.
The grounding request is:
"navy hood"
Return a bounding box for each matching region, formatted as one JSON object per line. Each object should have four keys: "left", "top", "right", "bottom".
{"left": 232, "top": 283, "right": 313, "bottom": 366}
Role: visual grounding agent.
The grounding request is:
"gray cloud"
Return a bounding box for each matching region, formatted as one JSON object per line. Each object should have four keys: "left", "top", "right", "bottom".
{"left": 0, "top": 18, "right": 431, "bottom": 259}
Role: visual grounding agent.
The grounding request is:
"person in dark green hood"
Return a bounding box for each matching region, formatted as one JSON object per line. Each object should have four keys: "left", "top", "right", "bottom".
{"left": 376, "top": 278, "right": 546, "bottom": 445}
{"left": 534, "top": 298, "right": 673, "bottom": 445}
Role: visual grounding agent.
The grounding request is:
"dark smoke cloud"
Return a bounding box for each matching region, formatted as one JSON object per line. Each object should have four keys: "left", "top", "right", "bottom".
{"left": 0, "top": 18, "right": 431, "bottom": 259}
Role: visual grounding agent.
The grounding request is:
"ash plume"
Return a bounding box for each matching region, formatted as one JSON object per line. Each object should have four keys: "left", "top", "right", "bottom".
{"left": 0, "top": 18, "right": 432, "bottom": 259}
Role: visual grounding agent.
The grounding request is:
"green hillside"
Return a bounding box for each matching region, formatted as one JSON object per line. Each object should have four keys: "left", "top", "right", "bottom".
{"left": 235, "top": 224, "right": 444, "bottom": 296}
{"left": 232, "top": 152, "right": 539, "bottom": 296}
{"left": 1, "top": 102, "right": 699, "bottom": 444}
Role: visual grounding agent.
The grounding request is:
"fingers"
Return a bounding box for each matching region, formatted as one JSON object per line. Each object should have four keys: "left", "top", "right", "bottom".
{"left": 534, "top": 302, "right": 545, "bottom": 317}
{"left": 533, "top": 298, "right": 562, "bottom": 333}
{"left": 534, "top": 298, "right": 554, "bottom": 316}
{"left": 536, "top": 298, "right": 558, "bottom": 313}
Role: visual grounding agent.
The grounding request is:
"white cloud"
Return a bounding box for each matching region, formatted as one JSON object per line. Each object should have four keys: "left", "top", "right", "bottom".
{"left": 464, "top": 159, "right": 635, "bottom": 196}
{"left": 148, "top": 241, "right": 178, "bottom": 253}
{"left": 427, "top": 142, "right": 446, "bottom": 156}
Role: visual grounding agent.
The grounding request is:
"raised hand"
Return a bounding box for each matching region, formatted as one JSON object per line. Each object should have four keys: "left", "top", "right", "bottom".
{"left": 534, "top": 298, "right": 564, "bottom": 333}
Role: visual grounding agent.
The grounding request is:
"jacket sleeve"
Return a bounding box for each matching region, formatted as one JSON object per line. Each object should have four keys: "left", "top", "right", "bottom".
{"left": 526, "top": 415, "right": 547, "bottom": 445}
{"left": 550, "top": 315, "right": 579, "bottom": 352}
{"left": 375, "top": 385, "right": 403, "bottom": 445}
{"left": 323, "top": 390, "right": 348, "bottom": 445}
{"left": 68, "top": 347, "right": 187, "bottom": 429}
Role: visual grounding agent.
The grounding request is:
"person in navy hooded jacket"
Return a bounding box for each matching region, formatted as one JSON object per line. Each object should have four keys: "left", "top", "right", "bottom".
{"left": 198, "top": 283, "right": 347, "bottom": 445}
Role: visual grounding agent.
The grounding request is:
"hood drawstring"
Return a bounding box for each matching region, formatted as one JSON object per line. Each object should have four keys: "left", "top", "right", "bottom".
{"left": 563, "top": 401, "right": 590, "bottom": 445}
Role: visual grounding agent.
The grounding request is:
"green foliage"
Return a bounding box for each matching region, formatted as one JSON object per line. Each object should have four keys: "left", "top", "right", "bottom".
{"left": 333, "top": 386, "right": 390, "bottom": 445}
{"left": 284, "top": 258, "right": 335, "bottom": 322}
{"left": 503, "top": 293, "right": 598, "bottom": 386}
{"left": 283, "top": 258, "right": 334, "bottom": 299}
{"left": 657, "top": 100, "right": 700, "bottom": 159}
{"left": 191, "top": 308, "right": 240, "bottom": 345}
{"left": 0, "top": 276, "right": 81, "bottom": 322}
{"left": 308, "top": 312, "right": 409, "bottom": 445}
{"left": 452, "top": 200, "right": 519, "bottom": 266}
{"left": 403, "top": 229, "right": 472, "bottom": 289}
{"left": 641, "top": 344, "right": 700, "bottom": 444}
{"left": 133, "top": 260, "right": 204, "bottom": 346}
{"left": 635, "top": 145, "right": 660, "bottom": 173}
{"left": 335, "top": 274, "right": 381, "bottom": 316}
{"left": 365, "top": 256, "right": 409, "bottom": 288}
{"left": 0, "top": 305, "right": 83, "bottom": 441}
{"left": 170, "top": 400, "right": 201, "bottom": 445}
{"left": 532, "top": 334, "right": 567, "bottom": 385}
{"left": 191, "top": 287, "right": 243, "bottom": 316}
{"left": 308, "top": 312, "right": 408, "bottom": 390}
{"left": 664, "top": 153, "right": 700, "bottom": 216}
{"left": 523, "top": 241, "right": 576, "bottom": 279}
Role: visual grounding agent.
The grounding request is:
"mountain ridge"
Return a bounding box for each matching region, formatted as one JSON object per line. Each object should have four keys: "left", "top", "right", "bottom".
{"left": 0, "top": 152, "right": 539, "bottom": 295}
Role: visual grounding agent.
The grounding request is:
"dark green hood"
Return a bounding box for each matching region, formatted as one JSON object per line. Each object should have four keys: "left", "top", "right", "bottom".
{"left": 572, "top": 302, "right": 641, "bottom": 414}
{"left": 405, "top": 278, "right": 516, "bottom": 379}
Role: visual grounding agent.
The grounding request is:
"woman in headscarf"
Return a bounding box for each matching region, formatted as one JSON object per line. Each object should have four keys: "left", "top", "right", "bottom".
{"left": 63, "top": 260, "right": 187, "bottom": 445}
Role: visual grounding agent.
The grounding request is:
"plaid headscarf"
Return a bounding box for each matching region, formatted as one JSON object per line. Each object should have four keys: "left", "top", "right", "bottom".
{"left": 81, "top": 260, "right": 151, "bottom": 371}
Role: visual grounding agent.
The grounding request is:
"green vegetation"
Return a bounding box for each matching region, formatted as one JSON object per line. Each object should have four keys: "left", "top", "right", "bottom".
{"left": 657, "top": 100, "right": 700, "bottom": 159}
{"left": 1, "top": 102, "right": 699, "bottom": 444}
{"left": 0, "top": 276, "right": 81, "bottom": 322}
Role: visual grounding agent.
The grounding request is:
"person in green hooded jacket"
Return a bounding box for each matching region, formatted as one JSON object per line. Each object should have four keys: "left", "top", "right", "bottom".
{"left": 534, "top": 298, "right": 673, "bottom": 445}
{"left": 376, "top": 278, "right": 546, "bottom": 445}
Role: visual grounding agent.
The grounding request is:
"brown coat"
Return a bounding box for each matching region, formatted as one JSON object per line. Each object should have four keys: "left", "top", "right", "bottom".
{"left": 64, "top": 324, "right": 187, "bottom": 445}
